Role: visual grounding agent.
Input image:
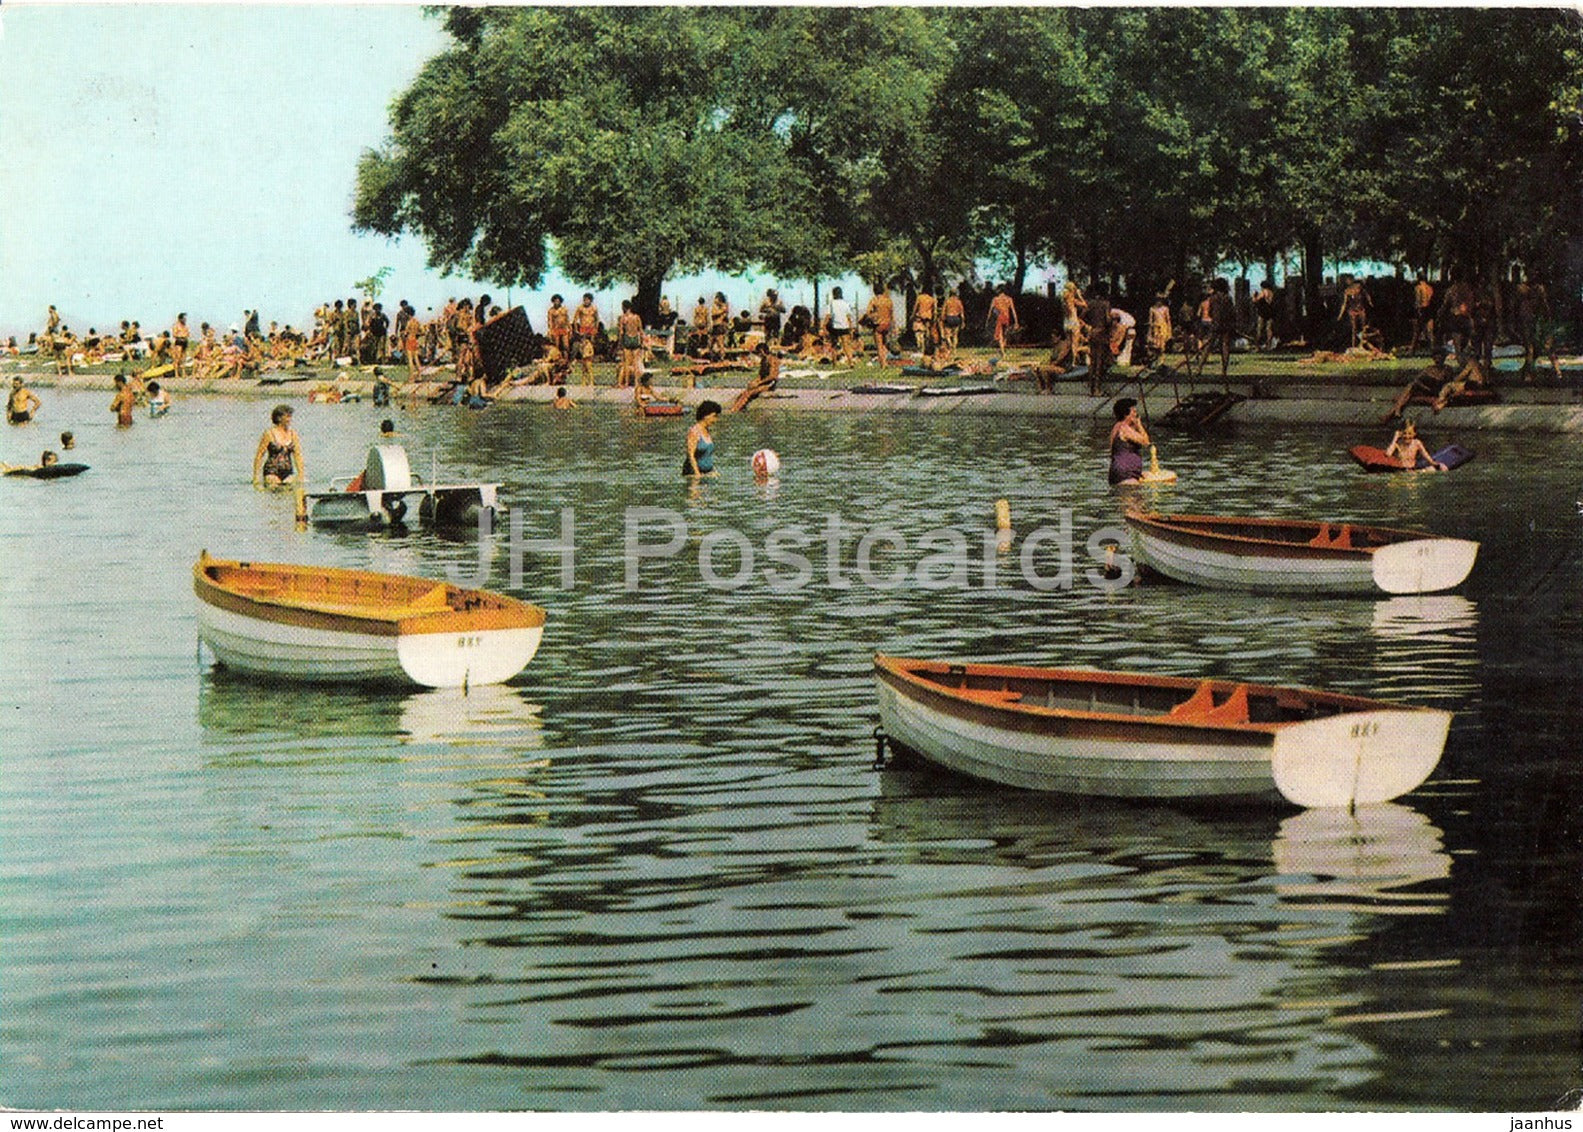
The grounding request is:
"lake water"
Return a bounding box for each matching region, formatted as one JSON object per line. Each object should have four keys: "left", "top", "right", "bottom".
{"left": 2, "top": 389, "right": 1581, "bottom": 1111}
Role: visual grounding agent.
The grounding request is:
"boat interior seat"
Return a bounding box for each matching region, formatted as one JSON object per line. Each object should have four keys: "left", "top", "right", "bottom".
{"left": 1166, "top": 681, "right": 1216, "bottom": 719}
{"left": 401, "top": 583, "right": 451, "bottom": 613}
{"left": 1166, "top": 681, "right": 1249, "bottom": 725}
{"left": 1201, "top": 683, "right": 1250, "bottom": 725}
{"left": 1309, "top": 524, "right": 1353, "bottom": 549}
{"left": 953, "top": 686, "right": 1025, "bottom": 705}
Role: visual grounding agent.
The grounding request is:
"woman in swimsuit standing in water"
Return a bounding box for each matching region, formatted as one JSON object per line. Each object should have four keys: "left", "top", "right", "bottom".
{"left": 682, "top": 400, "right": 722, "bottom": 477}
{"left": 1107, "top": 398, "right": 1151, "bottom": 485}
{"left": 252, "top": 404, "right": 305, "bottom": 487}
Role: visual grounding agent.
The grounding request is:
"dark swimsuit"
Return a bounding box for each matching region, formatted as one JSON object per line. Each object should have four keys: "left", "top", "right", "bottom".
{"left": 1108, "top": 436, "right": 1144, "bottom": 485}
{"left": 263, "top": 438, "right": 296, "bottom": 479}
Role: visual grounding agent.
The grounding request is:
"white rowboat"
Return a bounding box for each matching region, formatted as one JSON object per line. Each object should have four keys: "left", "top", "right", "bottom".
{"left": 1125, "top": 512, "right": 1478, "bottom": 595}
{"left": 874, "top": 655, "right": 1450, "bottom": 808}
{"left": 194, "top": 551, "right": 544, "bottom": 688}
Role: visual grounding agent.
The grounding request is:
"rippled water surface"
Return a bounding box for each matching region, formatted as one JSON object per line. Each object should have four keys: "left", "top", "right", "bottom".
{"left": 3, "top": 390, "right": 1581, "bottom": 1110}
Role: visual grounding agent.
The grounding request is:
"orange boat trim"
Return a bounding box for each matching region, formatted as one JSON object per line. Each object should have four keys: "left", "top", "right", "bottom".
{"left": 874, "top": 654, "right": 1400, "bottom": 747}
{"left": 193, "top": 552, "right": 545, "bottom": 638}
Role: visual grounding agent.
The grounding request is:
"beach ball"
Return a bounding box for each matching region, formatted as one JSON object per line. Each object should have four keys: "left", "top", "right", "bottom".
{"left": 751, "top": 449, "right": 781, "bottom": 478}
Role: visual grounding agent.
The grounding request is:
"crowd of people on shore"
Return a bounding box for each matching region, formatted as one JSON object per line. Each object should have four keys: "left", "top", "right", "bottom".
{"left": 9, "top": 264, "right": 1568, "bottom": 402}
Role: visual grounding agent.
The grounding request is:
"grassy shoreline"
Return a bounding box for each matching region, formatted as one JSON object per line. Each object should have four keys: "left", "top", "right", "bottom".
{"left": 9, "top": 347, "right": 1582, "bottom": 432}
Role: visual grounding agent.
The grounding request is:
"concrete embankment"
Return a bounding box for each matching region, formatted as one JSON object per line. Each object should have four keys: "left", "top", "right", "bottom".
{"left": 17, "top": 368, "right": 1583, "bottom": 432}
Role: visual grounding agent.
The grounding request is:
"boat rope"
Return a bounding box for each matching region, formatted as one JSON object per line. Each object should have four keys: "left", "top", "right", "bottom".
{"left": 871, "top": 727, "right": 889, "bottom": 770}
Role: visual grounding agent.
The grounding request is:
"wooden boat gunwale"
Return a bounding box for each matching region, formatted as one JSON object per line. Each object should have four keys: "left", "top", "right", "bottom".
{"left": 193, "top": 551, "right": 545, "bottom": 638}
{"left": 1124, "top": 511, "right": 1433, "bottom": 558}
{"left": 874, "top": 654, "right": 1402, "bottom": 739}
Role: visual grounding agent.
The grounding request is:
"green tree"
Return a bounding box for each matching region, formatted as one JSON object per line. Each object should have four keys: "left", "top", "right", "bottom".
{"left": 758, "top": 8, "right": 971, "bottom": 293}
{"left": 354, "top": 8, "right": 807, "bottom": 320}
{"left": 355, "top": 7, "right": 1583, "bottom": 328}
{"left": 1362, "top": 9, "right": 1583, "bottom": 284}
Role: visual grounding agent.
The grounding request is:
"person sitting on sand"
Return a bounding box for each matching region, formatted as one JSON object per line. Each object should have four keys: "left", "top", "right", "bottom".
{"left": 1351, "top": 325, "right": 1391, "bottom": 360}
{"left": 1385, "top": 420, "right": 1445, "bottom": 471}
{"left": 1431, "top": 357, "right": 1491, "bottom": 413}
{"left": 798, "top": 321, "right": 835, "bottom": 364}
{"left": 220, "top": 326, "right": 251, "bottom": 379}
{"left": 513, "top": 342, "right": 568, "bottom": 387}
{"left": 634, "top": 373, "right": 668, "bottom": 409}
{"left": 2, "top": 450, "right": 60, "bottom": 475}
{"left": 551, "top": 385, "right": 576, "bottom": 410}
{"left": 732, "top": 344, "right": 780, "bottom": 412}
{"left": 1032, "top": 330, "right": 1077, "bottom": 392}
{"left": 1383, "top": 349, "right": 1454, "bottom": 423}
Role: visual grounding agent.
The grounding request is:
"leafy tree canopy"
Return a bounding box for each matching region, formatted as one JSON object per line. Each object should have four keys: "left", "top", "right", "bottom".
{"left": 356, "top": 7, "right": 1583, "bottom": 313}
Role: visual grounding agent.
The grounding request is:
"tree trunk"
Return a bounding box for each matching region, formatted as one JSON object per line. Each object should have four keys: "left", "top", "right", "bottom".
{"left": 1011, "top": 217, "right": 1029, "bottom": 295}
{"left": 1302, "top": 227, "right": 1324, "bottom": 344}
{"left": 911, "top": 234, "right": 937, "bottom": 297}
{"left": 634, "top": 268, "right": 669, "bottom": 326}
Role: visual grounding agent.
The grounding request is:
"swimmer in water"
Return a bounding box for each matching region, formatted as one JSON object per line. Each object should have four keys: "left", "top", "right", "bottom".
{"left": 1385, "top": 420, "right": 1445, "bottom": 471}
{"left": 1, "top": 450, "right": 59, "bottom": 474}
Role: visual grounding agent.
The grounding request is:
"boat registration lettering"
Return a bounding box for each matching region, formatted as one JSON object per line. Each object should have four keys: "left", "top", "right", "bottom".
{"left": 1350, "top": 721, "right": 1379, "bottom": 738}
{"left": 456, "top": 635, "right": 481, "bottom": 648}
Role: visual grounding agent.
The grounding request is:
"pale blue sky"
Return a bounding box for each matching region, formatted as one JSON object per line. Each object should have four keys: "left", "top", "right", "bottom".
{"left": 0, "top": 3, "right": 838, "bottom": 341}
{"left": 4, "top": 3, "right": 1057, "bottom": 344}
{"left": 0, "top": 4, "right": 480, "bottom": 336}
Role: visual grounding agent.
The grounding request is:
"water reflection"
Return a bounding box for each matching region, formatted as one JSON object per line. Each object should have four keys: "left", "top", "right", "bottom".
{"left": 1272, "top": 803, "right": 1452, "bottom": 913}
{"left": 398, "top": 684, "right": 545, "bottom": 748}
{"left": 853, "top": 769, "right": 1456, "bottom": 1107}
{"left": 1368, "top": 594, "right": 1480, "bottom": 707}
{"left": 197, "top": 669, "right": 406, "bottom": 744}
{"left": 1371, "top": 594, "right": 1478, "bottom": 639}
{"left": 399, "top": 755, "right": 1461, "bottom": 1108}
